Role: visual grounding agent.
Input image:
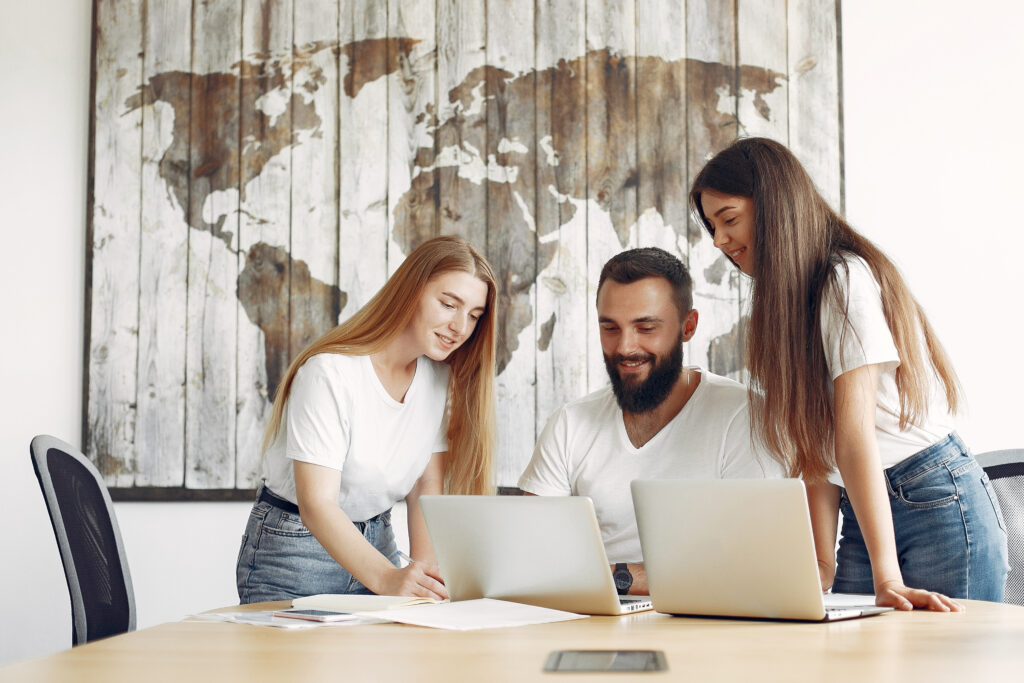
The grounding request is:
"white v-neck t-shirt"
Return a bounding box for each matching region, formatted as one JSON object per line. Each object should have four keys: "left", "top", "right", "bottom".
{"left": 261, "top": 353, "right": 449, "bottom": 522}
{"left": 518, "top": 369, "right": 781, "bottom": 563}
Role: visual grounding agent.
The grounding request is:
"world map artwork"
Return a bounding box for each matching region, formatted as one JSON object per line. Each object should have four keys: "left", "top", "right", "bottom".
{"left": 124, "top": 37, "right": 784, "bottom": 403}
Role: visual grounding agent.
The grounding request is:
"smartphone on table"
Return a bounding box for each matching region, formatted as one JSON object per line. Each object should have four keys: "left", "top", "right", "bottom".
{"left": 544, "top": 650, "right": 667, "bottom": 672}
{"left": 272, "top": 608, "right": 356, "bottom": 622}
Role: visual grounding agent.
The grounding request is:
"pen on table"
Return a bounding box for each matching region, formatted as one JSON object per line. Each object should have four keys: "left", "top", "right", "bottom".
{"left": 397, "top": 550, "right": 414, "bottom": 566}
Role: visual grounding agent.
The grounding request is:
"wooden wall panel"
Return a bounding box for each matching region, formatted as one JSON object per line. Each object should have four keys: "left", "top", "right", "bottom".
{"left": 486, "top": 0, "right": 538, "bottom": 484}
{"left": 134, "top": 0, "right": 191, "bottom": 487}
{"left": 233, "top": 0, "right": 294, "bottom": 488}
{"left": 87, "top": 0, "right": 143, "bottom": 487}
{"left": 734, "top": 0, "right": 789, "bottom": 376}
{"left": 585, "top": 0, "right": 639, "bottom": 390}
{"left": 86, "top": 0, "right": 844, "bottom": 495}
{"left": 635, "top": 0, "right": 687, "bottom": 254}
{"left": 534, "top": 0, "right": 588, "bottom": 441}
{"left": 435, "top": 0, "right": 487, "bottom": 248}
{"left": 184, "top": 0, "right": 240, "bottom": 489}
{"left": 387, "top": 0, "right": 437, "bottom": 280}
{"left": 789, "top": 0, "right": 843, "bottom": 211}
{"left": 737, "top": 0, "right": 788, "bottom": 143}
{"left": 288, "top": 2, "right": 343, "bottom": 488}
{"left": 291, "top": 2, "right": 341, "bottom": 361}
{"left": 338, "top": 4, "right": 389, "bottom": 320}
{"left": 685, "top": 0, "right": 739, "bottom": 379}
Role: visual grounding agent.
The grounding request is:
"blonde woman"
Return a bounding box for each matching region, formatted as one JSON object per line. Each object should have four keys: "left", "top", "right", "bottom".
{"left": 237, "top": 235, "right": 496, "bottom": 603}
{"left": 690, "top": 137, "right": 1007, "bottom": 610}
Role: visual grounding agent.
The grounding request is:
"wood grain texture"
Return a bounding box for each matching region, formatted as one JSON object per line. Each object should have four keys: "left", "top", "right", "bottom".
{"left": 737, "top": 0, "right": 788, "bottom": 142}
{"left": 133, "top": 0, "right": 190, "bottom": 486}
{"left": 732, "top": 0, "right": 789, "bottom": 380}
{"left": 585, "top": 0, "right": 639, "bottom": 390}
{"left": 788, "top": 0, "right": 842, "bottom": 211}
{"left": 435, "top": 0, "right": 487, "bottom": 249}
{"left": 388, "top": 0, "right": 437, "bottom": 277}
{"left": 87, "top": 0, "right": 144, "bottom": 487}
{"left": 636, "top": 0, "right": 687, "bottom": 254}
{"left": 184, "top": 0, "right": 240, "bottom": 489}
{"left": 338, "top": 6, "right": 389, "bottom": 320}
{"left": 534, "top": 0, "right": 589, "bottom": 445}
{"left": 288, "top": 2, "right": 344, "bottom": 492}
{"left": 85, "top": 0, "right": 843, "bottom": 495}
{"left": 291, "top": 2, "right": 340, "bottom": 296}
{"left": 684, "top": 0, "right": 740, "bottom": 379}
{"left": 382, "top": 0, "right": 434, "bottom": 278}
{"left": 486, "top": 0, "right": 537, "bottom": 484}
{"left": 8, "top": 600, "right": 1024, "bottom": 681}
{"left": 234, "top": 0, "right": 294, "bottom": 488}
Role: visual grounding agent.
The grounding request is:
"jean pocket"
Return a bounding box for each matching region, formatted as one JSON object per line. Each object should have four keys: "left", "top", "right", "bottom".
{"left": 895, "top": 464, "right": 958, "bottom": 508}
{"left": 263, "top": 511, "right": 312, "bottom": 537}
{"left": 981, "top": 475, "right": 1007, "bottom": 533}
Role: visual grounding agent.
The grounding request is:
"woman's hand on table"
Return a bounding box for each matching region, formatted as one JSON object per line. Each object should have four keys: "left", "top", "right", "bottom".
{"left": 875, "top": 580, "right": 964, "bottom": 612}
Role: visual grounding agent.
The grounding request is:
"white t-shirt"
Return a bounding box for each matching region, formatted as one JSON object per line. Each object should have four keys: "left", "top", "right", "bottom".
{"left": 820, "top": 255, "right": 955, "bottom": 486}
{"left": 262, "top": 353, "right": 450, "bottom": 521}
{"left": 518, "top": 369, "right": 782, "bottom": 563}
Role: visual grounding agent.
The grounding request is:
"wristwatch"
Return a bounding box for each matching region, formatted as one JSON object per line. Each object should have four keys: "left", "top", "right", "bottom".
{"left": 613, "top": 562, "right": 633, "bottom": 596}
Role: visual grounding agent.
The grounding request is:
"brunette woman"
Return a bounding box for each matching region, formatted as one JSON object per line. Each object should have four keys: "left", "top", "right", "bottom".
{"left": 690, "top": 137, "right": 1007, "bottom": 610}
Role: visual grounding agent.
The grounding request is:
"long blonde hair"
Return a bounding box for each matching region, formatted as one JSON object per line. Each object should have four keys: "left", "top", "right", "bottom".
{"left": 263, "top": 235, "right": 497, "bottom": 495}
{"left": 690, "top": 137, "right": 961, "bottom": 481}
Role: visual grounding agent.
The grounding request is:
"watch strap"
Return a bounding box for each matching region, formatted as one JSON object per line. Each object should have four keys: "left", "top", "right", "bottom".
{"left": 614, "top": 562, "right": 632, "bottom": 596}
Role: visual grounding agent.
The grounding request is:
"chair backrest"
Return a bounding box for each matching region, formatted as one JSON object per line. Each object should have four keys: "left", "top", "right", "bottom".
{"left": 30, "top": 435, "right": 136, "bottom": 645}
{"left": 976, "top": 449, "right": 1024, "bottom": 606}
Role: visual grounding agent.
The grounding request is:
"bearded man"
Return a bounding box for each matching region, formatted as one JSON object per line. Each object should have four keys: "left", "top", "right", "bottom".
{"left": 518, "top": 247, "right": 781, "bottom": 596}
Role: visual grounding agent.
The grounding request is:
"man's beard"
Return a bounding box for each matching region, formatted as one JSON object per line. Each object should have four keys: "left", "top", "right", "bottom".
{"left": 604, "top": 334, "right": 684, "bottom": 414}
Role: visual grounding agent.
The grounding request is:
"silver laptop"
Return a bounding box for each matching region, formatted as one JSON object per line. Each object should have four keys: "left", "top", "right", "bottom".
{"left": 631, "top": 479, "right": 892, "bottom": 622}
{"left": 420, "top": 495, "right": 652, "bottom": 615}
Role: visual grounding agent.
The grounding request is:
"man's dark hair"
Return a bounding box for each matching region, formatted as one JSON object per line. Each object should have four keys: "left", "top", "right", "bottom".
{"left": 597, "top": 247, "right": 693, "bottom": 316}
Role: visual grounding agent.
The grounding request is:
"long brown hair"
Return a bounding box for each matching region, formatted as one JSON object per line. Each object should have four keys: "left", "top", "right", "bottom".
{"left": 263, "top": 235, "right": 497, "bottom": 495}
{"left": 689, "top": 137, "right": 961, "bottom": 481}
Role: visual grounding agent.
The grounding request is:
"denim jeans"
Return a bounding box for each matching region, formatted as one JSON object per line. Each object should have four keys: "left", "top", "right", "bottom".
{"left": 833, "top": 432, "right": 1009, "bottom": 601}
{"left": 236, "top": 487, "right": 400, "bottom": 604}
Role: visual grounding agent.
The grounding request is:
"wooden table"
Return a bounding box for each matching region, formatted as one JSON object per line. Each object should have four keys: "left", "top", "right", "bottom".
{"left": 4, "top": 600, "right": 1024, "bottom": 681}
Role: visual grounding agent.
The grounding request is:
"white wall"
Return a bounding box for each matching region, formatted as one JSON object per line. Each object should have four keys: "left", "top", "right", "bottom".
{"left": 1, "top": 0, "right": 92, "bottom": 664}
{"left": 0, "top": 1, "right": 252, "bottom": 665}
{"left": 2, "top": 0, "right": 1021, "bottom": 667}
{"left": 842, "top": 1, "right": 1024, "bottom": 452}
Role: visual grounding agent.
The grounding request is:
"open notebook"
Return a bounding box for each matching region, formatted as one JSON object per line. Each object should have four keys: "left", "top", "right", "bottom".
{"left": 292, "top": 594, "right": 440, "bottom": 611}
{"left": 632, "top": 479, "right": 892, "bottom": 622}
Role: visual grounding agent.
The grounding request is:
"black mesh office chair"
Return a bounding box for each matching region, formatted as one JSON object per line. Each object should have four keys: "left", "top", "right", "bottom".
{"left": 30, "top": 434, "right": 136, "bottom": 645}
{"left": 976, "top": 448, "right": 1024, "bottom": 605}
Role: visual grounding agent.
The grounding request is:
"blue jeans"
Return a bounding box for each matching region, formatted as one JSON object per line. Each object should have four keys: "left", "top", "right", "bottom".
{"left": 833, "top": 433, "right": 1009, "bottom": 601}
{"left": 236, "top": 487, "right": 400, "bottom": 604}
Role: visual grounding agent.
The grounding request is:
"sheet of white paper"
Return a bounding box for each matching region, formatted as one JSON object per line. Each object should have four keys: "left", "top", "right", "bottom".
{"left": 188, "top": 611, "right": 388, "bottom": 628}
{"left": 824, "top": 593, "right": 879, "bottom": 609}
{"left": 358, "top": 598, "right": 587, "bottom": 631}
